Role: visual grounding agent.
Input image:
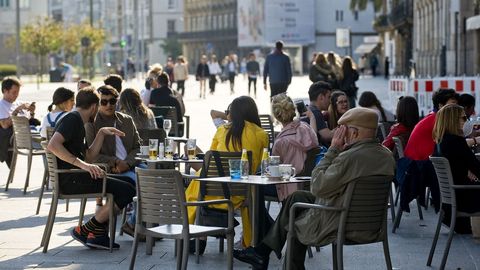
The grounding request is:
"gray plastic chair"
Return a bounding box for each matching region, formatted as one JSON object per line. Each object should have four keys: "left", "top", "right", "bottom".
{"left": 129, "top": 168, "right": 234, "bottom": 270}
{"left": 5, "top": 116, "right": 47, "bottom": 194}
{"left": 40, "top": 141, "right": 117, "bottom": 253}
{"left": 259, "top": 114, "right": 275, "bottom": 151}
{"left": 286, "top": 175, "right": 394, "bottom": 270}
{"left": 428, "top": 156, "right": 480, "bottom": 270}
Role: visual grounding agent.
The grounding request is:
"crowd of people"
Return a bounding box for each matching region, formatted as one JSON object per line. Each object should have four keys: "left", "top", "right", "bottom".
{"left": 1, "top": 41, "right": 480, "bottom": 268}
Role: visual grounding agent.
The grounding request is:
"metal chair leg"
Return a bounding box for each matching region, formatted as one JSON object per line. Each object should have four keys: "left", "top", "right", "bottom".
{"left": 307, "top": 246, "right": 313, "bottom": 258}
{"left": 128, "top": 229, "right": 140, "bottom": 270}
{"left": 5, "top": 151, "right": 17, "bottom": 191}
{"left": 439, "top": 213, "right": 456, "bottom": 270}
{"left": 78, "top": 198, "right": 87, "bottom": 227}
{"left": 427, "top": 209, "right": 444, "bottom": 266}
{"left": 382, "top": 236, "right": 393, "bottom": 270}
{"left": 416, "top": 198, "right": 424, "bottom": 220}
{"left": 36, "top": 168, "right": 49, "bottom": 215}
{"left": 392, "top": 207, "right": 403, "bottom": 233}
{"left": 24, "top": 152, "right": 33, "bottom": 194}
{"left": 42, "top": 196, "right": 59, "bottom": 253}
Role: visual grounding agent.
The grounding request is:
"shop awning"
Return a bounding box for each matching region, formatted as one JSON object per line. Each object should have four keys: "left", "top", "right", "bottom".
{"left": 354, "top": 43, "right": 378, "bottom": 54}
{"left": 467, "top": 15, "right": 480, "bottom": 31}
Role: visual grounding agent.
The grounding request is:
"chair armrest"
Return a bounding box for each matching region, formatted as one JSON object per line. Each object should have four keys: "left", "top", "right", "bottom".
{"left": 94, "top": 163, "right": 110, "bottom": 172}
{"left": 186, "top": 199, "right": 235, "bottom": 230}
{"left": 288, "top": 202, "right": 344, "bottom": 238}
{"left": 452, "top": 185, "right": 480, "bottom": 189}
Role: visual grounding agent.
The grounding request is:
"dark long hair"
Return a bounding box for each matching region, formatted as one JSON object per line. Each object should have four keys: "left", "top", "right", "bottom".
{"left": 359, "top": 91, "right": 387, "bottom": 122}
{"left": 342, "top": 57, "right": 355, "bottom": 76}
{"left": 225, "top": 96, "right": 261, "bottom": 151}
{"left": 327, "top": 90, "right": 347, "bottom": 129}
{"left": 396, "top": 96, "right": 419, "bottom": 128}
{"left": 119, "top": 88, "right": 149, "bottom": 127}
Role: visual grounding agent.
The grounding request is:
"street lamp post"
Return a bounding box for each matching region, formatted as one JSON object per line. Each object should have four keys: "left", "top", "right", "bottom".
{"left": 15, "top": 0, "right": 20, "bottom": 78}
{"left": 89, "top": 0, "right": 94, "bottom": 79}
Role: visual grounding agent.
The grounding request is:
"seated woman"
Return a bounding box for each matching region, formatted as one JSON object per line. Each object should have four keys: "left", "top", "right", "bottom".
{"left": 40, "top": 87, "right": 75, "bottom": 138}
{"left": 359, "top": 91, "right": 395, "bottom": 122}
{"left": 119, "top": 88, "right": 157, "bottom": 130}
{"left": 382, "top": 96, "right": 419, "bottom": 151}
{"left": 323, "top": 90, "right": 349, "bottom": 130}
{"left": 271, "top": 94, "right": 318, "bottom": 200}
{"left": 185, "top": 96, "right": 268, "bottom": 249}
{"left": 433, "top": 104, "right": 480, "bottom": 233}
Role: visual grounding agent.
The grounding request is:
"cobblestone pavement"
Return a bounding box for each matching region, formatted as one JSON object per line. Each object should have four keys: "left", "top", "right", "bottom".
{"left": 1, "top": 75, "right": 479, "bottom": 269}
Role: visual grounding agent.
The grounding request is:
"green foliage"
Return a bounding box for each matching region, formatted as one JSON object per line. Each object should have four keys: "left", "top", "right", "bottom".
{"left": 350, "top": 0, "right": 383, "bottom": 12}
{"left": 20, "top": 17, "right": 63, "bottom": 57}
{"left": 160, "top": 38, "right": 182, "bottom": 59}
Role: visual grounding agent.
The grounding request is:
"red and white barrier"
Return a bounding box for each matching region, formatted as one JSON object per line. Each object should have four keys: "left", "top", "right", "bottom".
{"left": 389, "top": 77, "right": 480, "bottom": 116}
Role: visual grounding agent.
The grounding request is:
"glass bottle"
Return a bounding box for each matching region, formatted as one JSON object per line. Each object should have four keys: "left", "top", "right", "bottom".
{"left": 240, "top": 149, "right": 249, "bottom": 179}
{"left": 260, "top": 148, "right": 269, "bottom": 177}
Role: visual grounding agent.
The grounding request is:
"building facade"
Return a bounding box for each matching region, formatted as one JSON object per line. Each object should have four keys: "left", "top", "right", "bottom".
{"left": 0, "top": 0, "right": 48, "bottom": 73}
{"left": 49, "top": 0, "right": 184, "bottom": 75}
{"left": 413, "top": 0, "right": 478, "bottom": 77}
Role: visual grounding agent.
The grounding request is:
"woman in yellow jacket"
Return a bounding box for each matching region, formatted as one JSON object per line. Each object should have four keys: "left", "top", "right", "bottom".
{"left": 185, "top": 96, "right": 268, "bottom": 248}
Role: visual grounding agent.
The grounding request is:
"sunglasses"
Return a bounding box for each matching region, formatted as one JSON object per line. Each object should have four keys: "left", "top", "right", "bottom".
{"left": 100, "top": 98, "right": 117, "bottom": 106}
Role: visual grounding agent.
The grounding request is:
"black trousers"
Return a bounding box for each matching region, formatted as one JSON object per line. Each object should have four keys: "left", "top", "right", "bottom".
{"left": 177, "top": 80, "right": 186, "bottom": 96}
{"left": 209, "top": 75, "right": 217, "bottom": 93}
{"left": 262, "top": 190, "right": 316, "bottom": 270}
{"left": 60, "top": 173, "right": 136, "bottom": 209}
{"left": 270, "top": 83, "right": 289, "bottom": 97}
{"left": 248, "top": 77, "right": 257, "bottom": 95}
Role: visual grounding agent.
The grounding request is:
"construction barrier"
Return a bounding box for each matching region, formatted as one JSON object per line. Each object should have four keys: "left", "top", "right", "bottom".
{"left": 388, "top": 76, "right": 480, "bottom": 117}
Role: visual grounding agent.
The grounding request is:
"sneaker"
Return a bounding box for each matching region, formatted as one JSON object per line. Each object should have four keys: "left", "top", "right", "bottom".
{"left": 71, "top": 226, "right": 88, "bottom": 247}
{"left": 86, "top": 233, "right": 120, "bottom": 250}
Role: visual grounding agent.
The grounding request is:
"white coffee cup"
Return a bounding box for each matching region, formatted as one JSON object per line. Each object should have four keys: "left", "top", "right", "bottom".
{"left": 279, "top": 164, "right": 296, "bottom": 181}
{"left": 266, "top": 165, "right": 280, "bottom": 177}
{"left": 140, "top": 146, "right": 149, "bottom": 156}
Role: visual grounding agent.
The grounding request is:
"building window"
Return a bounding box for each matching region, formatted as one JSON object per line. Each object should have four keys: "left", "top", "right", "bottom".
{"left": 167, "top": 19, "right": 176, "bottom": 33}
{"left": 336, "top": 10, "right": 344, "bottom": 22}
{"left": 0, "top": 0, "right": 10, "bottom": 8}
{"left": 168, "top": 0, "right": 175, "bottom": 10}
{"left": 354, "top": 11, "right": 358, "bottom": 21}
{"left": 19, "top": 0, "right": 29, "bottom": 8}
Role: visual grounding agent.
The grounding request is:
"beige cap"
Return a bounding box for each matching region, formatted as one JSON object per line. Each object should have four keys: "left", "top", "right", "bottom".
{"left": 338, "top": 107, "right": 379, "bottom": 130}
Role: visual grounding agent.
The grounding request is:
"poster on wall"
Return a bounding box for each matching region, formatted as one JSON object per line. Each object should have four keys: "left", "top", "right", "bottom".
{"left": 264, "top": 0, "right": 315, "bottom": 45}
{"left": 238, "top": 0, "right": 265, "bottom": 47}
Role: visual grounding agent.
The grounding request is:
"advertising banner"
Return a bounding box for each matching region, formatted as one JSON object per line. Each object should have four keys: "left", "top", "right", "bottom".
{"left": 238, "top": 0, "right": 265, "bottom": 47}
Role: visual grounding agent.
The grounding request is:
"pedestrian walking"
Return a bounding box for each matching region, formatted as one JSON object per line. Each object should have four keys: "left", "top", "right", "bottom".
{"left": 227, "top": 54, "right": 238, "bottom": 94}
{"left": 384, "top": 56, "right": 390, "bottom": 79}
{"left": 173, "top": 56, "right": 188, "bottom": 96}
{"left": 263, "top": 40, "right": 292, "bottom": 98}
{"left": 370, "top": 54, "right": 379, "bottom": 77}
{"left": 339, "top": 57, "right": 359, "bottom": 107}
{"left": 246, "top": 53, "right": 260, "bottom": 98}
{"left": 196, "top": 55, "right": 210, "bottom": 99}
{"left": 208, "top": 55, "right": 222, "bottom": 94}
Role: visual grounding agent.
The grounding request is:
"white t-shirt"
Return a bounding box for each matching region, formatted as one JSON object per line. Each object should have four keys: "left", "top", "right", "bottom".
{"left": 208, "top": 62, "right": 222, "bottom": 75}
{"left": 40, "top": 111, "right": 67, "bottom": 138}
{"left": 114, "top": 123, "right": 127, "bottom": 160}
{"left": 0, "top": 99, "right": 22, "bottom": 120}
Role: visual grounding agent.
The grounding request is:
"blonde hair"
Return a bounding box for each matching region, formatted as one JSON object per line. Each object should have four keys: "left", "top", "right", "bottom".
{"left": 147, "top": 63, "right": 163, "bottom": 78}
{"left": 271, "top": 94, "right": 296, "bottom": 124}
{"left": 433, "top": 104, "right": 465, "bottom": 143}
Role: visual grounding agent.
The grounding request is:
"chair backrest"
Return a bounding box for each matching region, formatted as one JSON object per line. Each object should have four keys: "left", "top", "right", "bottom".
{"left": 46, "top": 127, "right": 55, "bottom": 141}
{"left": 41, "top": 141, "right": 61, "bottom": 194}
{"left": 12, "top": 115, "right": 32, "bottom": 150}
{"left": 151, "top": 106, "right": 179, "bottom": 136}
{"left": 137, "top": 128, "right": 166, "bottom": 146}
{"left": 199, "top": 150, "right": 252, "bottom": 198}
{"left": 429, "top": 156, "right": 455, "bottom": 206}
{"left": 259, "top": 114, "right": 274, "bottom": 150}
{"left": 338, "top": 175, "right": 393, "bottom": 241}
{"left": 392, "top": 136, "right": 405, "bottom": 159}
{"left": 299, "top": 147, "right": 321, "bottom": 177}
{"left": 135, "top": 168, "right": 188, "bottom": 226}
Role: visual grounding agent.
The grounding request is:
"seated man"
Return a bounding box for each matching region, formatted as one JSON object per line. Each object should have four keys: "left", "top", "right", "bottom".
{"left": 301, "top": 82, "right": 334, "bottom": 147}
{"left": 84, "top": 85, "right": 142, "bottom": 237}
{"left": 149, "top": 72, "right": 183, "bottom": 124}
{"left": 233, "top": 107, "right": 395, "bottom": 269}
{"left": 47, "top": 87, "right": 135, "bottom": 249}
{"left": 0, "top": 77, "right": 36, "bottom": 167}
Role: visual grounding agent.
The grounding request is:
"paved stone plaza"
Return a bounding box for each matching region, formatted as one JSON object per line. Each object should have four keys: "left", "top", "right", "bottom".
{"left": 1, "top": 76, "right": 479, "bottom": 269}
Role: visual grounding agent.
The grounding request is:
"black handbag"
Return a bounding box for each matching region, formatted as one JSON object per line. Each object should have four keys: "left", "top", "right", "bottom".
{"left": 197, "top": 151, "right": 239, "bottom": 228}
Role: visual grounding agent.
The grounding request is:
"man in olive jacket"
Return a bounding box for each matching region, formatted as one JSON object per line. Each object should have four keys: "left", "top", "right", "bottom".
{"left": 234, "top": 107, "right": 395, "bottom": 270}
{"left": 85, "top": 85, "right": 141, "bottom": 181}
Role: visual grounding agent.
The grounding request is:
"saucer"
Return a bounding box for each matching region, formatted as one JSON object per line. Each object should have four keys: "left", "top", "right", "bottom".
{"left": 266, "top": 175, "right": 282, "bottom": 181}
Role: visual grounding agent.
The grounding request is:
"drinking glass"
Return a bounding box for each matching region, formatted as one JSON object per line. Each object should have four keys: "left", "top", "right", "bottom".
{"left": 164, "top": 138, "right": 174, "bottom": 159}
{"left": 163, "top": 119, "right": 172, "bottom": 137}
{"left": 148, "top": 139, "right": 158, "bottom": 160}
{"left": 186, "top": 139, "right": 196, "bottom": 159}
{"left": 279, "top": 164, "right": 296, "bottom": 181}
{"left": 228, "top": 159, "right": 242, "bottom": 179}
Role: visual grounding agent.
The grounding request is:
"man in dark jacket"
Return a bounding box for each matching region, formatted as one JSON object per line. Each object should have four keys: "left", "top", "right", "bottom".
{"left": 149, "top": 72, "right": 183, "bottom": 127}
{"left": 263, "top": 41, "right": 292, "bottom": 98}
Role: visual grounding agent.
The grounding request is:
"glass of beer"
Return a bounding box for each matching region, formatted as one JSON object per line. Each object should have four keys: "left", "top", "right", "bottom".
{"left": 148, "top": 139, "right": 158, "bottom": 160}
{"left": 186, "top": 139, "right": 196, "bottom": 159}
{"left": 165, "top": 138, "right": 174, "bottom": 159}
